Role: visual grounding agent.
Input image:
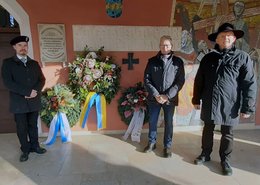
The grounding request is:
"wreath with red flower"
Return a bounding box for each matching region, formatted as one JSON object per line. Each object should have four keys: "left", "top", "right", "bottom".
{"left": 118, "top": 82, "right": 149, "bottom": 125}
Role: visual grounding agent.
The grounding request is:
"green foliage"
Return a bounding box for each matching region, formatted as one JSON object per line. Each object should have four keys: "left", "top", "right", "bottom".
{"left": 40, "top": 84, "right": 81, "bottom": 128}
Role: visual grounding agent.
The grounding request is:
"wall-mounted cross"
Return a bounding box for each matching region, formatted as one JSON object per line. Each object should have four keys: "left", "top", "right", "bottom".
{"left": 122, "top": 52, "right": 139, "bottom": 70}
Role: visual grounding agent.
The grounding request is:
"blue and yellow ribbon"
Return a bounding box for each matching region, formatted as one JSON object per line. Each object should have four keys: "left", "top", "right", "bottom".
{"left": 80, "top": 92, "right": 107, "bottom": 130}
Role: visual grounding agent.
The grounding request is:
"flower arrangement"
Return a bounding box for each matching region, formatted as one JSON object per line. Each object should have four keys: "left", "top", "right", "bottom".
{"left": 68, "top": 46, "right": 121, "bottom": 104}
{"left": 40, "top": 84, "right": 81, "bottom": 128}
{"left": 118, "top": 82, "right": 149, "bottom": 125}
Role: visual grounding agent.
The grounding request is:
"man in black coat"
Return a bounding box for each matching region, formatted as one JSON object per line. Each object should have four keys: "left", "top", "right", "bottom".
{"left": 192, "top": 23, "right": 256, "bottom": 175}
{"left": 143, "top": 35, "right": 185, "bottom": 158}
{"left": 1, "top": 36, "right": 47, "bottom": 162}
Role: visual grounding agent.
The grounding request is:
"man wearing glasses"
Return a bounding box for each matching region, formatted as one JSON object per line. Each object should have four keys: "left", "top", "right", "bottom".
{"left": 143, "top": 35, "right": 185, "bottom": 158}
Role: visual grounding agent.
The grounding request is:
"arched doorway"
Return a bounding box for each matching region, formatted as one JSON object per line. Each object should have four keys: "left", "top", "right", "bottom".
{"left": 0, "top": 5, "right": 20, "bottom": 133}
{"left": 0, "top": 0, "right": 35, "bottom": 133}
{"left": 0, "top": 0, "right": 40, "bottom": 133}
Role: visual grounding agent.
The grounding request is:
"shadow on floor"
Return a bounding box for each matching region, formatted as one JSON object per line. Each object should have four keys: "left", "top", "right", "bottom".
{"left": 0, "top": 133, "right": 180, "bottom": 185}
{"left": 109, "top": 129, "right": 260, "bottom": 176}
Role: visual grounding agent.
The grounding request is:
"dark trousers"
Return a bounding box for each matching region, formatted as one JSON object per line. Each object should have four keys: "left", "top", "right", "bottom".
{"left": 14, "top": 111, "right": 40, "bottom": 153}
{"left": 148, "top": 102, "right": 175, "bottom": 148}
{"left": 201, "top": 122, "right": 233, "bottom": 162}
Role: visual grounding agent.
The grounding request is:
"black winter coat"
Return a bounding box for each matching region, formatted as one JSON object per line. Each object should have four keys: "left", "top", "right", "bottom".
{"left": 192, "top": 46, "right": 256, "bottom": 125}
{"left": 1, "top": 55, "right": 46, "bottom": 113}
{"left": 144, "top": 51, "right": 185, "bottom": 105}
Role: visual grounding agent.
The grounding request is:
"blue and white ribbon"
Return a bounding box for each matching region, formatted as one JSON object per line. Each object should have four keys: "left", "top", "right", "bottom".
{"left": 43, "top": 112, "right": 72, "bottom": 146}
{"left": 122, "top": 110, "right": 145, "bottom": 143}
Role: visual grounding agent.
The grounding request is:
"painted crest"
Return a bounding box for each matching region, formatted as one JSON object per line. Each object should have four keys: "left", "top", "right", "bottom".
{"left": 105, "top": 0, "right": 123, "bottom": 18}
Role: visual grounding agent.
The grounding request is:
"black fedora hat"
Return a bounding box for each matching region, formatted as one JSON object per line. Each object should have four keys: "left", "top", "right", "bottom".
{"left": 10, "top": 35, "right": 29, "bottom": 45}
{"left": 208, "top": 23, "right": 244, "bottom": 42}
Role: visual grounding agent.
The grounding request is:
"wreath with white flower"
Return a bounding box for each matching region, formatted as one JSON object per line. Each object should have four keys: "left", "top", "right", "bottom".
{"left": 118, "top": 82, "right": 149, "bottom": 125}
{"left": 40, "top": 84, "right": 81, "bottom": 128}
{"left": 68, "top": 46, "right": 121, "bottom": 104}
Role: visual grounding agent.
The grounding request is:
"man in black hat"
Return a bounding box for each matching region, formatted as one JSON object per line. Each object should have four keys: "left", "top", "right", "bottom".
{"left": 192, "top": 23, "right": 256, "bottom": 175}
{"left": 1, "top": 35, "right": 46, "bottom": 162}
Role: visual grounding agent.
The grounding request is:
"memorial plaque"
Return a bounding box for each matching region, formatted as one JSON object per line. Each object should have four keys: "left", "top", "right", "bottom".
{"left": 38, "top": 24, "right": 67, "bottom": 64}
{"left": 72, "top": 25, "right": 182, "bottom": 51}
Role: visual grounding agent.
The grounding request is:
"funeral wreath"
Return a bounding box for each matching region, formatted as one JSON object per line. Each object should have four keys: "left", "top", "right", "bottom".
{"left": 118, "top": 82, "right": 149, "bottom": 125}
{"left": 68, "top": 46, "right": 121, "bottom": 104}
{"left": 40, "top": 84, "right": 81, "bottom": 128}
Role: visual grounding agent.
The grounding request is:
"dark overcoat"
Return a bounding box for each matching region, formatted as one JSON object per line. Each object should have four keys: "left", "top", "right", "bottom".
{"left": 192, "top": 46, "right": 257, "bottom": 125}
{"left": 144, "top": 51, "right": 185, "bottom": 105}
{"left": 1, "top": 55, "right": 46, "bottom": 113}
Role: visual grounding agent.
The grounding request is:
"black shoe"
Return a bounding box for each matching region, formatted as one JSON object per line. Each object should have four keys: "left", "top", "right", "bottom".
{"left": 194, "top": 154, "right": 211, "bottom": 165}
{"left": 163, "top": 148, "right": 172, "bottom": 158}
{"left": 20, "top": 152, "right": 29, "bottom": 162}
{"left": 221, "top": 161, "right": 233, "bottom": 176}
{"left": 143, "top": 143, "right": 156, "bottom": 153}
{"left": 30, "top": 147, "right": 47, "bottom": 154}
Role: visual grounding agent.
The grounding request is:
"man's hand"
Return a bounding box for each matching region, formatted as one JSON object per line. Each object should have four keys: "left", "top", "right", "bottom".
{"left": 240, "top": 113, "right": 250, "bottom": 119}
{"left": 155, "top": 95, "right": 168, "bottom": 104}
{"left": 155, "top": 95, "right": 163, "bottom": 104}
{"left": 160, "top": 95, "right": 169, "bottom": 104}
{"left": 25, "top": 89, "right": 37, "bottom": 99}
{"left": 194, "top": 104, "right": 201, "bottom": 110}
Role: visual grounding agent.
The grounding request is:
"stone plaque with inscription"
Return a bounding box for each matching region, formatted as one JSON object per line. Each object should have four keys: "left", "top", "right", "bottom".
{"left": 38, "top": 24, "right": 67, "bottom": 63}
{"left": 72, "top": 25, "right": 182, "bottom": 52}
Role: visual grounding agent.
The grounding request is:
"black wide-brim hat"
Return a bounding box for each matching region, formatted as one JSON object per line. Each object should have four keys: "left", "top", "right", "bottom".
{"left": 208, "top": 23, "right": 244, "bottom": 42}
{"left": 10, "top": 35, "right": 29, "bottom": 45}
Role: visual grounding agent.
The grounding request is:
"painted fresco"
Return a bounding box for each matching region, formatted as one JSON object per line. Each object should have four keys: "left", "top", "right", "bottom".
{"left": 170, "top": 0, "right": 260, "bottom": 125}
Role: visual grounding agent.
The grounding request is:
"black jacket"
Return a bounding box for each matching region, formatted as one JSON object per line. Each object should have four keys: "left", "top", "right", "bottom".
{"left": 192, "top": 45, "right": 257, "bottom": 125}
{"left": 144, "top": 51, "right": 185, "bottom": 105}
{"left": 1, "top": 55, "right": 46, "bottom": 113}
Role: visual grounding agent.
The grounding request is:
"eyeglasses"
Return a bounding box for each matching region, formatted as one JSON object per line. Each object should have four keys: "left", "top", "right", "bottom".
{"left": 160, "top": 44, "right": 171, "bottom": 48}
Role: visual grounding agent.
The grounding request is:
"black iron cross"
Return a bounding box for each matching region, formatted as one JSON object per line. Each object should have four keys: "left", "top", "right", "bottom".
{"left": 122, "top": 52, "right": 139, "bottom": 70}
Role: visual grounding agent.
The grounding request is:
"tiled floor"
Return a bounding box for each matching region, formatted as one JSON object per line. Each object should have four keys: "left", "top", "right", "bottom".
{"left": 0, "top": 129, "right": 259, "bottom": 185}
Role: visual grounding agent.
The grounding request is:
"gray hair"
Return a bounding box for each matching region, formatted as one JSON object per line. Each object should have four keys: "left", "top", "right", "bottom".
{"left": 160, "top": 35, "right": 173, "bottom": 46}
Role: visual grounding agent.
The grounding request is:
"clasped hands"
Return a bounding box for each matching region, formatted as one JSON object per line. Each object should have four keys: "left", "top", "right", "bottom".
{"left": 155, "top": 95, "right": 169, "bottom": 104}
{"left": 25, "top": 89, "right": 37, "bottom": 99}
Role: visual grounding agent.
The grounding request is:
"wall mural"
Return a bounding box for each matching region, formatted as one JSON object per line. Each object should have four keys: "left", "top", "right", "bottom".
{"left": 164, "top": 0, "right": 260, "bottom": 126}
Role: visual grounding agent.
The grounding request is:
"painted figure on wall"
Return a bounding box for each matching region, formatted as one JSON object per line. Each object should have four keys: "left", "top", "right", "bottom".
{"left": 171, "top": 0, "right": 260, "bottom": 125}
{"left": 195, "top": 40, "right": 211, "bottom": 64}
{"left": 232, "top": 1, "right": 250, "bottom": 53}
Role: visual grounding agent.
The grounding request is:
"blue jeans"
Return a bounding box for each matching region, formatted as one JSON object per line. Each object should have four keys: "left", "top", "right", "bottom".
{"left": 148, "top": 102, "right": 175, "bottom": 148}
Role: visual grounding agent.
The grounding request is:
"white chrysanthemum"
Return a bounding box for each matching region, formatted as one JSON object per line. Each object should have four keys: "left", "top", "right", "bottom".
{"left": 75, "top": 67, "right": 81, "bottom": 74}
{"left": 86, "top": 52, "right": 98, "bottom": 59}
